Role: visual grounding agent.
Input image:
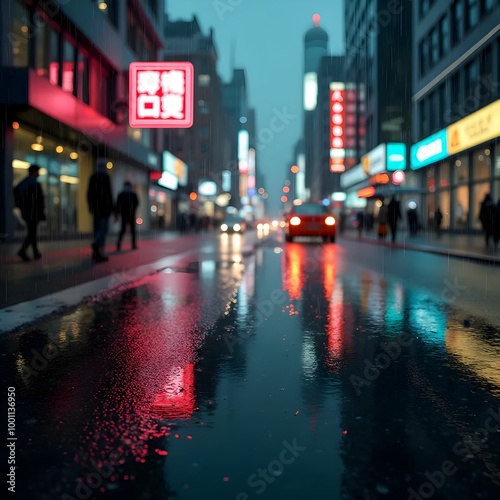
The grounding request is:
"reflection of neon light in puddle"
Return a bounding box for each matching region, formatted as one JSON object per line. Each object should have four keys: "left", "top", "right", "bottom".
{"left": 384, "top": 283, "right": 404, "bottom": 332}
{"left": 409, "top": 292, "right": 447, "bottom": 345}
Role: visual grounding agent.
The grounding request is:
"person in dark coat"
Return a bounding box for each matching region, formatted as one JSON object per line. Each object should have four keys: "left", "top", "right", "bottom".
{"left": 407, "top": 208, "right": 418, "bottom": 236}
{"left": 115, "top": 181, "right": 139, "bottom": 251}
{"left": 493, "top": 199, "right": 500, "bottom": 249}
{"left": 13, "top": 164, "right": 45, "bottom": 261}
{"left": 387, "top": 196, "right": 401, "bottom": 242}
{"left": 434, "top": 207, "right": 443, "bottom": 237}
{"left": 479, "top": 193, "right": 495, "bottom": 246}
{"left": 87, "top": 160, "right": 114, "bottom": 262}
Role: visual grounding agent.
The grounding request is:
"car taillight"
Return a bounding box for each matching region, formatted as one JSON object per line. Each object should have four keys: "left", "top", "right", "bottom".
{"left": 290, "top": 216, "right": 301, "bottom": 226}
{"left": 325, "top": 216, "right": 336, "bottom": 226}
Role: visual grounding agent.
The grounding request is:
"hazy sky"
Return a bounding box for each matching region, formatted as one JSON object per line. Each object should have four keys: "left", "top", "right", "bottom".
{"left": 167, "top": 0, "right": 344, "bottom": 213}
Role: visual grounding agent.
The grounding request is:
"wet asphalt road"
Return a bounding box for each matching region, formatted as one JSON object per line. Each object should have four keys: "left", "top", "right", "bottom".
{"left": 2, "top": 231, "right": 500, "bottom": 500}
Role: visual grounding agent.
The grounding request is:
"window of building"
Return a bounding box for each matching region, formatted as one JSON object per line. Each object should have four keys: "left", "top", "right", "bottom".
{"left": 438, "top": 190, "right": 451, "bottom": 229}
{"left": 481, "top": 0, "right": 495, "bottom": 15}
{"left": 419, "top": 39, "right": 429, "bottom": 77}
{"left": 11, "top": 0, "right": 30, "bottom": 67}
{"left": 94, "top": 0, "right": 119, "bottom": 28}
{"left": 35, "top": 19, "right": 60, "bottom": 83}
{"left": 439, "top": 15, "right": 450, "bottom": 57}
{"left": 198, "top": 74, "right": 211, "bottom": 87}
{"left": 429, "top": 91, "right": 439, "bottom": 132}
{"left": 438, "top": 83, "right": 447, "bottom": 128}
{"left": 77, "top": 49, "right": 90, "bottom": 104}
{"left": 451, "top": 0, "right": 464, "bottom": 45}
{"left": 420, "top": 98, "right": 429, "bottom": 138}
{"left": 451, "top": 71, "right": 461, "bottom": 113}
{"left": 430, "top": 27, "right": 439, "bottom": 66}
{"left": 472, "top": 148, "right": 491, "bottom": 181}
{"left": 62, "top": 37, "right": 77, "bottom": 94}
{"left": 454, "top": 155, "right": 469, "bottom": 184}
{"left": 464, "top": 58, "right": 480, "bottom": 103}
{"left": 199, "top": 127, "right": 209, "bottom": 139}
{"left": 439, "top": 161, "right": 451, "bottom": 188}
{"left": 465, "top": 0, "right": 479, "bottom": 31}
{"left": 479, "top": 46, "right": 494, "bottom": 106}
{"left": 200, "top": 142, "right": 209, "bottom": 154}
{"left": 454, "top": 185, "right": 469, "bottom": 228}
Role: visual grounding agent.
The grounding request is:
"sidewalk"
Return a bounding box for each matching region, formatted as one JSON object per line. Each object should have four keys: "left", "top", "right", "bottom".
{"left": 340, "top": 229, "right": 500, "bottom": 265}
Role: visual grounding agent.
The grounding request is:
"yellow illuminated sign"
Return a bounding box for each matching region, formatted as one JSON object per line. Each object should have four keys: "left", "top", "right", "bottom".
{"left": 447, "top": 98, "right": 500, "bottom": 155}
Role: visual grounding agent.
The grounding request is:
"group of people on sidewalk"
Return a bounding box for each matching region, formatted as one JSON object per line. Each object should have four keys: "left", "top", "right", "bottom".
{"left": 13, "top": 161, "right": 139, "bottom": 263}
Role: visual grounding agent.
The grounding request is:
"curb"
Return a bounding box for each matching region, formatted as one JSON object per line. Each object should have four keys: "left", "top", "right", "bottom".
{"left": 339, "top": 234, "right": 500, "bottom": 265}
{"left": 0, "top": 249, "right": 199, "bottom": 334}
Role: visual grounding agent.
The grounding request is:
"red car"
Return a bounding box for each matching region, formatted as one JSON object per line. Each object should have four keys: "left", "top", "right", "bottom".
{"left": 285, "top": 203, "right": 336, "bottom": 243}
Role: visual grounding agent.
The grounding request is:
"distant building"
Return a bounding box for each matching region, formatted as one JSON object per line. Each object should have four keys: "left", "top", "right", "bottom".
{"left": 163, "top": 14, "right": 229, "bottom": 219}
{"left": 341, "top": 0, "right": 412, "bottom": 212}
{"left": 311, "top": 55, "right": 346, "bottom": 201}
{"left": 303, "top": 15, "right": 329, "bottom": 198}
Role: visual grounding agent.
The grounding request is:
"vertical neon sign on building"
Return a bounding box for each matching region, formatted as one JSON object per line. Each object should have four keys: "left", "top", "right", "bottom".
{"left": 330, "top": 82, "right": 346, "bottom": 173}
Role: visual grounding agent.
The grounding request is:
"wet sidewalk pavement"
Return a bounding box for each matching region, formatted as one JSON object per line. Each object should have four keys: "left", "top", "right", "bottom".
{"left": 340, "top": 229, "right": 500, "bottom": 265}
{"left": 0, "top": 230, "right": 258, "bottom": 315}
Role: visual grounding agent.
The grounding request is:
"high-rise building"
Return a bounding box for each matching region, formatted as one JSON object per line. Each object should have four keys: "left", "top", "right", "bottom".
{"left": 163, "top": 14, "right": 229, "bottom": 219}
{"left": 303, "top": 15, "right": 329, "bottom": 197}
{"left": 0, "top": 0, "right": 168, "bottom": 239}
{"left": 341, "top": 0, "right": 412, "bottom": 211}
{"left": 411, "top": 0, "right": 500, "bottom": 232}
{"left": 222, "top": 68, "right": 249, "bottom": 208}
{"left": 311, "top": 55, "right": 346, "bottom": 201}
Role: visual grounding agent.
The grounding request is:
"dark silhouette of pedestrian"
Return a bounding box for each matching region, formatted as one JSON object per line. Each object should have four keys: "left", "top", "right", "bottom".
{"left": 407, "top": 208, "right": 418, "bottom": 236}
{"left": 434, "top": 207, "right": 443, "bottom": 237}
{"left": 377, "top": 200, "right": 389, "bottom": 240}
{"left": 493, "top": 199, "right": 500, "bottom": 249}
{"left": 13, "top": 164, "right": 45, "bottom": 261}
{"left": 388, "top": 196, "right": 401, "bottom": 242}
{"left": 356, "top": 211, "right": 364, "bottom": 238}
{"left": 479, "top": 193, "right": 495, "bottom": 246}
{"left": 87, "top": 160, "right": 114, "bottom": 263}
{"left": 116, "top": 181, "right": 139, "bottom": 251}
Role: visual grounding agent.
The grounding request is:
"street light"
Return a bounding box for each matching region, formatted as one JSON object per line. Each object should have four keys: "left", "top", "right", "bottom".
{"left": 291, "top": 165, "right": 299, "bottom": 174}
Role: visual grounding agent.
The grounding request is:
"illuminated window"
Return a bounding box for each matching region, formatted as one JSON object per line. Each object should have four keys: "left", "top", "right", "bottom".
{"left": 11, "top": 0, "right": 29, "bottom": 68}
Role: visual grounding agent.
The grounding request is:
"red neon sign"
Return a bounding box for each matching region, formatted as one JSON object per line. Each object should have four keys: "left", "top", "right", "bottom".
{"left": 330, "top": 87, "right": 345, "bottom": 172}
{"left": 129, "top": 62, "right": 194, "bottom": 128}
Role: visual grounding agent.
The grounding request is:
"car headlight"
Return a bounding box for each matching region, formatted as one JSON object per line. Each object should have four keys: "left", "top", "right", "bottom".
{"left": 325, "top": 216, "right": 336, "bottom": 226}
{"left": 233, "top": 223, "right": 241, "bottom": 232}
{"left": 221, "top": 224, "right": 228, "bottom": 231}
{"left": 290, "top": 216, "right": 301, "bottom": 226}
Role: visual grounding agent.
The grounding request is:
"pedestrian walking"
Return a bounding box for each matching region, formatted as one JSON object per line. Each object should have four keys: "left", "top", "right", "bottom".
{"left": 115, "top": 181, "right": 139, "bottom": 251}
{"left": 356, "top": 211, "right": 364, "bottom": 238}
{"left": 407, "top": 208, "right": 418, "bottom": 236}
{"left": 493, "top": 199, "right": 500, "bottom": 249}
{"left": 13, "top": 164, "right": 46, "bottom": 261}
{"left": 388, "top": 196, "right": 401, "bottom": 242}
{"left": 377, "top": 200, "right": 389, "bottom": 240}
{"left": 87, "top": 159, "right": 114, "bottom": 263}
{"left": 434, "top": 207, "right": 443, "bottom": 237}
{"left": 479, "top": 193, "right": 495, "bottom": 246}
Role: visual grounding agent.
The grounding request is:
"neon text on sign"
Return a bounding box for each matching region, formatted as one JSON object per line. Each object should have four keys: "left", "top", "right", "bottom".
{"left": 129, "top": 62, "right": 194, "bottom": 128}
{"left": 330, "top": 84, "right": 345, "bottom": 172}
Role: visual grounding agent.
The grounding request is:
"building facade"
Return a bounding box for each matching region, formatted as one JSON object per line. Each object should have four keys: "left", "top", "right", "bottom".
{"left": 341, "top": 0, "right": 413, "bottom": 215}
{"left": 303, "top": 17, "right": 329, "bottom": 197}
{"left": 311, "top": 55, "right": 346, "bottom": 201}
{"left": 0, "top": 0, "right": 170, "bottom": 240}
{"left": 411, "top": 0, "right": 500, "bottom": 232}
{"left": 163, "top": 14, "right": 232, "bottom": 222}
